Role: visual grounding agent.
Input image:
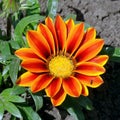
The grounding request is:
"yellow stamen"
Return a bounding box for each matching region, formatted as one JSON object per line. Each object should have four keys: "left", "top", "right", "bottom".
{"left": 49, "top": 55, "right": 74, "bottom": 78}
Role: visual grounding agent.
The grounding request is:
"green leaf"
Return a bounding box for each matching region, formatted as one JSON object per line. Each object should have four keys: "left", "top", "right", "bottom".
{"left": 64, "top": 14, "right": 77, "bottom": 21}
{"left": 1, "top": 65, "right": 10, "bottom": 81}
{"left": 74, "top": 21, "right": 91, "bottom": 30}
{"left": 9, "top": 57, "right": 20, "bottom": 85}
{"left": 30, "top": 92, "right": 43, "bottom": 111}
{"left": 12, "top": 86, "right": 26, "bottom": 95}
{"left": 4, "top": 102, "right": 22, "bottom": 118}
{"left": 0, "top": 102, "right": 4, "bottom": 120}
{"left": 108, "top": 47, "right": 120, "bottom": 63}
{"left": 0, "top": 88, "right": 13, "bottom": 96}
{"left": 25, "top": 0, "right": 40, "bottom": 15}
{"left": 84, "top": 23, "right": 91, "bottom": 31}
{"left": 101, "top": 46, "right": 120, "bottom": 63}
{"left": 47, "top": 0, "right": 58, "bottom": 19}
{"left": 0, "top": 88, "right": 25, "bottom": 103}
{"left": 2, "top": 65, "right": 9, "bottom": 76}
{"left": 25, "top": 0, "right": 37, "bottom": 6}
{"left": 0, "top": 41, "right": 11, "bottom": 56}
{"left": 77, "top": 96, "right": 93, "bottom": 110}
{"left": 67, "top": 107, "right": 85, "bottom": 120}
{"left": 112, "top": 47, "right": 120, "bottom": 57}
{"left": 62, "top": 96, "right": 93, "bottom": 120}
{"left": 101, "top": 46, "right": 114, "bottom": 56}
{"left": 9, "top": 40, "right": 20, "bottom": 49}
{"left": 0, "top": 41, "right": 11, "bottom": 61}
{"left": 18, "top": 104, "right": 41, "bottom": 120}
{"left": 0, "top": 72, "right": 2, "bottom": 86}
{"left": 14, "top": 14, "right": 45, "bottom": 47}
{"left": 9, "top": 96, "right": 25, "bottom": 103}
{"left": 4, "top": 95, "right": 25, "bottom": 103}
{"left": 0, "top": 87, "right": 25, "bottom": 97}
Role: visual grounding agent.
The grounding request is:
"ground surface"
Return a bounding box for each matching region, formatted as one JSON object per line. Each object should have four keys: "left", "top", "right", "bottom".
{"left": 57, "top": 0, "right": 120, "bottom": 47}
{"left": 39, "top": 0, "right": 120, "bottom": 120}
{"left": 40, "top": 0, "right": 120, "bottom": 47}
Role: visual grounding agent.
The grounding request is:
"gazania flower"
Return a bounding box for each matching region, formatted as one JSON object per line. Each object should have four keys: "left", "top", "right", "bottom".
{"left": 15, "top": 15, "right": 109, "bottom": 106}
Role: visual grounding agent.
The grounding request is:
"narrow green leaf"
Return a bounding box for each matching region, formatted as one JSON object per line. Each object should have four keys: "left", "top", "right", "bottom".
{"left": 12, "top": 86, "right": 26, "bottom": 95}
{"left": 62, "top": 96, "right": 92, "bottom": 120}
{"left": 9, "top": 40, "right": 20, "bottom": 49}
{"left": 101, "top": 46, "right": 115, "bottom": 56}
{"left": 0, "top": 102, "right": 4, "bottom": 120}
{"left": 2, "top": 65, "right": 9, "bottom": 76}
{"left": 18, "top": 104, "right": 41, "bottom": 120}
{"left": 0, "top": 88, "right": 25, "bottom": 103}
{"left": 0, "top": 41, "right": 11, "bottom": 61}
{"left": 0, "top": 41, "right": 11, "bottom": 56}
{"left": 25, "top": 0, "right": 37, "bottom": 6}
{"left": 30, "top": 92, "right": 43, "bottom": 111}
{"left": 4, "top": 102, "right": 22, "bottom": 118}
{"left": 101, "top": 46, "right": 120, "bottom": 63}
{"left": 9, "top": 57, "right": 20, "bottom": 85}
{"left": 112, "top": 47, "right": 120, "bottom": 57}
{"left": 25, "top": 0, "right": 40, "bottom": 15}
{"left": 5, "top": 96, "right": 25, "bottom": 103}
{"left": 109, "top": 47, "right": 120, "bottom": 63}
{"left": 110, "top": 56, "right": 120, "bottom": 63}
{"left": 0, "top": 88, "right": 13, "bottom": 96}
{"left": 67, "top": 107, "right": 85, "bottom": 120}
{"left": 1, "top": 65, "right": 10, "bottom": 81}
{"left": 84, "top": 23, "right": 91, "bottom": 31}
{"left": 74, "top": 21, "right": 91, "bottom": 30}
{"left": 47, "top": 0, "right": 58, "bottom": 19}
{"left": 0, "top": 72, "right": 2, "bottom": 86}
{"left": 77, "top": 96, "right": 93, "bottom": 110}
{"left": 1, "top": 87, "right": 26, "bottom": 97}
{"left": 64, "top": 14, "right": 77, "bottom": 21}
{"left": 14, "top": 14, "right": 45, "bottom": 47}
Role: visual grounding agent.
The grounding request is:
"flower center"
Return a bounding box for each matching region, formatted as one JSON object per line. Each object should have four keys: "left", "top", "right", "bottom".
{"left": 49, "top": 55, "right": 74, "bottom": 78}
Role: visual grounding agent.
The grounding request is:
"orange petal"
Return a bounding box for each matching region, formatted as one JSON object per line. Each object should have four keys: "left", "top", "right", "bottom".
{"left": 51, "top": 87, "right": 66, "bottom": 106}
{"left": 31, "top": 74, "right": 54, "bottom": 93}
{"left": 37, "top": 24, "right": 55, "bottom": 55}
{"left": 75, "top": 73, "right": 104, "bottom": 88}
{"left": 65, "top": 23, "right": 84, "bottom": 56}
{"left": 82, "top": 27, "right": 96, "bottom": 44}
{"left": 74, "top": 39, "right": 104, "bottom": 62}
{"left": 15, "top": 48, "right": 39, "bottom": 60}
{"left": 81, "top": 84, "right": 89, "bottom": 96}
{"left": 45, "top": 17, "right": 58, "bottom": 53}
{"left": 55, "top": 15, "right": 67, "bottom": 51}
{"left": 45, "top": 77, "right": 62, "bottom": 97}
{"left": 27, "top": 30, "right": 51, "bottom": 61}
{"left": 89, "top": 55, "right": 109, "bottom": 66}
{"left": 63, "top": 76, "right": 82, "bottom": 97}
{"left": 66, "top": 18, "right": 75, "bottom": 33}
{"left": 16, "top": 72, "right": 38, "bottom": 86}
{"left": 21, "top": 58, "right": 48, "bottom": 73}
{"left": 75, "top": 62, "right": 105, "bottom": 76}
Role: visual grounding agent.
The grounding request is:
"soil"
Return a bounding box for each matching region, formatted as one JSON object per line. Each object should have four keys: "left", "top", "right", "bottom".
{"left": 40, "top": 0, "right": 120, "bottom": 47}
{"left": 39, "top": 0, "right": 120, "bottom": 120}
{"left": 0, "top": 0, "right": 120, "bottom": 120}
